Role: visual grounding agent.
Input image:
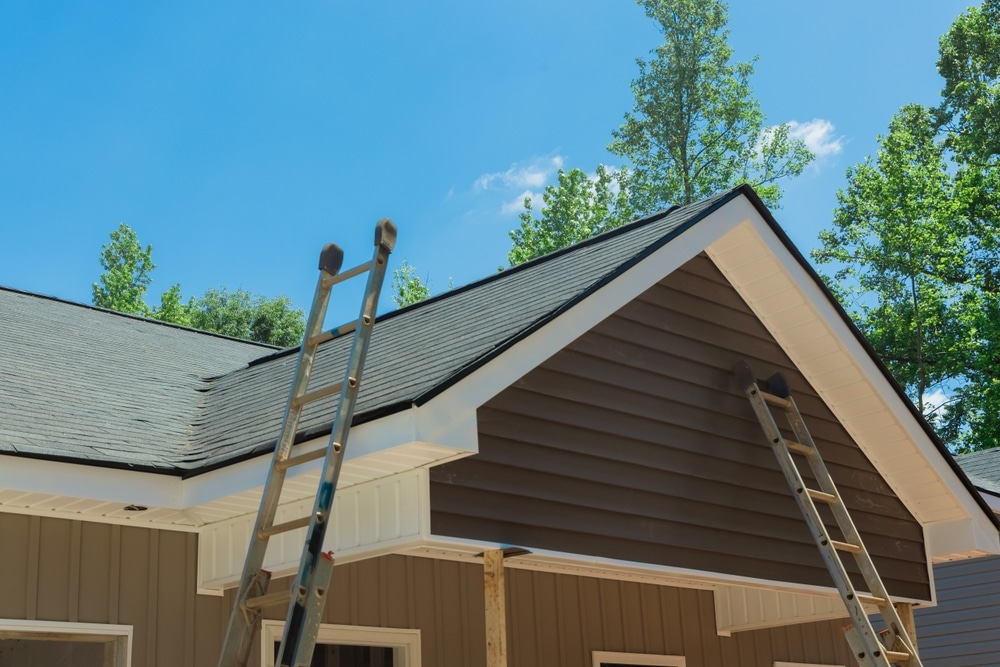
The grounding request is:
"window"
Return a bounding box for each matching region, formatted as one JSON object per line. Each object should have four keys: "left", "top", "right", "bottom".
{"left": 261, "top": 621, "right": 420, "bottom": 667}
{"left": 0, "top": 619, "right": 131, "bottom": 667}
{"left": 592, "top": 651, "right": 686, "bottom": 667}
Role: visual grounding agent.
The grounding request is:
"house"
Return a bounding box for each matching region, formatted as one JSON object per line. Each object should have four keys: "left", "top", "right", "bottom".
{"left": 912, "top": 448, "right": 1000, "bottom": 667}
{"left": 1, "top": 185, "right": 997, "bottom": 667}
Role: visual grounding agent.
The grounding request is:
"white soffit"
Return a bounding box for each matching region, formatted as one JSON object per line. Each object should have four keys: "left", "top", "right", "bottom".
{"left": 0, "top": 406, "right": 477, "bottom": 530}
{"left": 713, "top": 585, "right": 881, "bottom": 636}
{"left": 705, "top": 213, "right": 999, "bottom": 558}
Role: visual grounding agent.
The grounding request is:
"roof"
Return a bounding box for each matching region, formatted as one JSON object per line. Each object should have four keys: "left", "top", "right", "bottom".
{"left": 0, "top": 186, "right": 995, "bottom": 534}
{"left": 0, "top": 190, "right": 731, "bottom": 475}
{"left": 0, "top": 289, "right": 274, "bottom": 468}
{"left": 957, "top": 448, "right": 1000, "bottom": 497}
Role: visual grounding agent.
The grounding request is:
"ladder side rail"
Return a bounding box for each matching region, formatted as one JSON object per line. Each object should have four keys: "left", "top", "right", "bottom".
{"left": 218, "top": 245, "right": 343, "bottom": 667}
{"left": 740, "top": 383, "right": 892, "bottom": 666}
{"left": 277, "top": 221, "right": 395, "bottom": 667}
{"left": 783, "top": 401, "right": 922, "bottom": 665}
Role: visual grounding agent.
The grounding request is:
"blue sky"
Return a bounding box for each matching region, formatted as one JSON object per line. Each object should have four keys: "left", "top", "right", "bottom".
{"left": 0, "top": 1, "right": 974, "bottom": 328}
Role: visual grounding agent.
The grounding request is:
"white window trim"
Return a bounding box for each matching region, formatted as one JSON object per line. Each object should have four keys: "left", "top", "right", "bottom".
{"left": 592, "top": 650, "right": 686, "bottom": 666}
{"left": 261, "top": 620, "right": 420, "bottom": 667}
{"left": 0, "top": 618, "right": 132, "bottom": 667}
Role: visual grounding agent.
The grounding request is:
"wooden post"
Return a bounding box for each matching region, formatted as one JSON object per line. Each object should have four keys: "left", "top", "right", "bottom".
{"left": 483, "top": 549, "right": 508, "bottom": 667}
{"left": 895, "top": 602, "right": 918, "bottom": 652}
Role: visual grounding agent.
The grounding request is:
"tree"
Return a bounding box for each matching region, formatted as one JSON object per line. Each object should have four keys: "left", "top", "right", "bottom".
{"left": 148, "top": 284, "right": 191, "bottom": 326}
{"left": 391, "top": 259, "right": 431, "bottom": 307}
{"left": 93, "top": 223, "right": 155, "bottom": 316}
{"left": 507, "top": 166, "right": 634, "bottom": 266}
{"left": 608, "top": 0, "right": 812, "bottom": 213}
{"left": 188, "top": 288, "right": 305, "bottom": 348}
{"left": 937, "top": 0, "right": 1000, "bottom": 163}
{"left": 813, "top": 104, "right": 1000, "bottom": 452}
{"left": 93, "top": 224, "right": 305, "bottom": 347}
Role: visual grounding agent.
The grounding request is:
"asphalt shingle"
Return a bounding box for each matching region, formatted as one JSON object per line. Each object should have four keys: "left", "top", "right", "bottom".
{"left": 1, "top": 189, "right": 738, "bottom": 474}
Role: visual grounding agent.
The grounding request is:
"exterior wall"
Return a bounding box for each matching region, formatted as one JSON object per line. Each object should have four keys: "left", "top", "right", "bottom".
{"left": 914, "top": 556, "right": 1000, "bottom": 667}
{"left": 0, "top": 512, "right": 859, "bottom": 667}
{"left": 431, "top": 255, "right": 930, "bottom": 600}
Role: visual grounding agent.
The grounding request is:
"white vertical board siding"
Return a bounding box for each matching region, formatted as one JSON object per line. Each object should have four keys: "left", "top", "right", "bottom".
{"left": 714, "top": 586, "right": 863, "bottom": 635}
{"left": 914, "top": 556, "right": 1000, "bottom": 667}
{"left": 197, "top": 469, "right": 428, "bottom": 591}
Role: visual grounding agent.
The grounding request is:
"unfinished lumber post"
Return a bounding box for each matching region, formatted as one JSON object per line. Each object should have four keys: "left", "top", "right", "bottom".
{"left": 483, "top": 549, "right": 507, "bottom": 667}
{"left": 895, "top": 602, "right": 918, "bottom": 652}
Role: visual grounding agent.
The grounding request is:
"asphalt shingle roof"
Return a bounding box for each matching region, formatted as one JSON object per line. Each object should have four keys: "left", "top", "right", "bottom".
{"left": 1, "top": 190, "right": 735, "bottom": 475}
{"left": 956, "top": 449, "right": 1000, "bottom": 496}
{"left": 0, "top": 290, "right": 274, "bottom": 468}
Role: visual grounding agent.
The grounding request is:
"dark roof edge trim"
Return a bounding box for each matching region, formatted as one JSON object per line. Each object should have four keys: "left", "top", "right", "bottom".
{"left": 248, "top": 202, "right": 687, "bottom": 368}
{"left": 410, "top": 189, "right": 744, "bottom": 408}
{"left": 0, "top": 286, "right": 280, "bottom": 351}
{"left": 736, "top": 184, "right": 1000, "bottom": 531}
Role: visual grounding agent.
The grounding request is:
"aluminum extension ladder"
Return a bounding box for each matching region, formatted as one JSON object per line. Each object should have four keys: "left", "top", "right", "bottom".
{"left": 733, "top": 361, "right": 921, "bottom": 667}
{"left": 218, "top": 220, "right": 396, "bottom": 667}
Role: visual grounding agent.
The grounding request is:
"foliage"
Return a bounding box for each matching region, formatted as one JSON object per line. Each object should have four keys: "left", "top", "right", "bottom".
{"left": 391, "top": 259, "right": 431, "bottom": 307}
{"left": 92, "top": 223, "right": 155, "bottom": 316}
{"left": 188, "top": 288, "right": 305, "bottom": 348}
{"left": 608, "top": 0, "right": 812, "bottom": 212}
{"left": 814, "top": 103, "right": 1000, "bottom": 452}
{"left": 93, "top": 224, "right": 305, "bottom": 347}
{"left": 150, "top": 283, "right": 193, "bottom": 327}
{"left": 937, "top": 0, "right": 1000, "bottom": 163}
{"left": 508, "top": 166, "right": 634, "bottom": 266}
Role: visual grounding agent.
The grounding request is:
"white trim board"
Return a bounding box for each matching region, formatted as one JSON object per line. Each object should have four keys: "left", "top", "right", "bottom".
{"left": 260, "top": 621, "right": 420, "bottom": 667}
{"left": 705, "top": 212, "right": 999, "bottom": 559}
{"left": 0, "top": 618, "right": 133, "bottom": 667}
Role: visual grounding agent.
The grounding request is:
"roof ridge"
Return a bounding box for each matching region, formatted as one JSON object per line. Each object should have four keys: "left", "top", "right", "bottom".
{"left": 247, "top": 190, "right": 740, "bottom": 369}
{"left": 0, "top": 285, "right": 279, "bottom": 350}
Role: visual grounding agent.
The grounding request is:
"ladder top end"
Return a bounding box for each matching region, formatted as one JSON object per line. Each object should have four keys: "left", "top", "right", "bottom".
{"left": 375, "top": 218, "right": 397, "bottom": 252}
{"left": 318, "top": 243, "right": 345, "bottom": 275}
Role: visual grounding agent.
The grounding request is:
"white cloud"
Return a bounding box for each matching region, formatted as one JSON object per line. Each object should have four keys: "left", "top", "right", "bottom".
{"left": 787, "top": 118, "right": 843, "bottom": 158}
{"left": 475, "top": 154, "right": 565, "bottom": 192}
{"left": 501, "top": 189, "right": 538, "bottom": 215}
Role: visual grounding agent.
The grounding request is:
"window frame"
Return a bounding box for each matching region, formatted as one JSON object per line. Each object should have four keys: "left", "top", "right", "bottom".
{"left": 774, "top": 663, "right": 846, "bottom": 667}
{"left": 0, "top": 618, "right": 132, "bottom": 666}
{"left": 261, "top": 620, "right": 421, "bottom": 667}
{"left": 592, "top": 650, "right": 686, "bottom": 666}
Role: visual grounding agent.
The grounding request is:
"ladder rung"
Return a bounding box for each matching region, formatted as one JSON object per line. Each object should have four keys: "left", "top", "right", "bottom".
{"left": 785, "top": 439, "right": 814, "bottom": 455}
{"left": 806, "top": 488, "right": 838, "bottom": 504}
{"left": 307, "top": 320, "right": 358, "bottom": 347}
{"left": 856, "top": 593, "right": 888, "bottom": 607}
{"left": 885, "top": 649, "right": 910, "bottom": 663}
{"left": 243, "top": 588, "right": 292, "bottom": 611}
{"left": 275, "top": 446, "right": 328, "bottom": 472}
{"left": 831, "top": 540, "right": 862, "bottom": 554}
{"left": 321, "top": 260, "right": 372, "bottom": 288}
{"left": 759, "top": 390, "right": 792, "bottom": 409}
{"left": 260, "top": 515, "right": 313, "bottom": 539}
{"left": 291, "top": 381, "right": 344, "bottom": 408}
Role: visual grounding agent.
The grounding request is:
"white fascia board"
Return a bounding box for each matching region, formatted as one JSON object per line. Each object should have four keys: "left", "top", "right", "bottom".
{"left": 926, "top": 517, "right": 1000, "bottom": 563}
{"left": 403, "top": 537, "right": 931, "bottom": 604}
{"left": 0, "top": 453, "right": 183, "bottom": 508}
{"left": 0, "top": 405, "right": 478, "bottom": 522}
{"left": 705, "top": 214, "right": 999, "bottom": 558}
{"left": 426, "top": 198, "right": 750, "bottom": 416}
{"left": 182, "top": 406, "right": 478, "bottom": 508}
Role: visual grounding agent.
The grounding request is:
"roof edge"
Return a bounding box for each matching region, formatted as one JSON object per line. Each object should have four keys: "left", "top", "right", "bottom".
{"left": 734, "top": 184, "right": 1000, "bottom": 530}
{"left": 1, "top": 285, "right": 281, "bottom": 351}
